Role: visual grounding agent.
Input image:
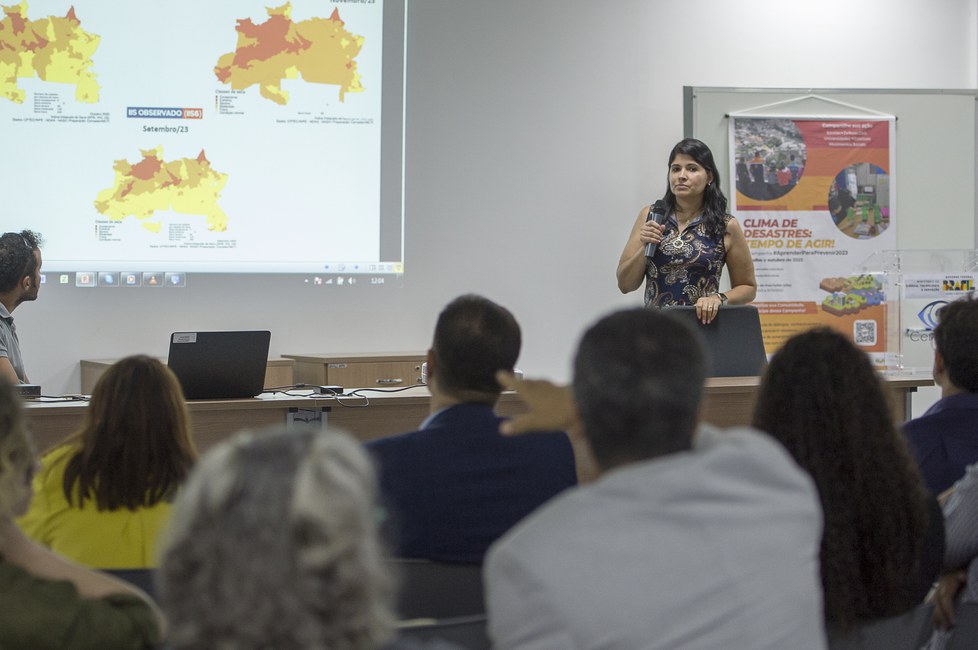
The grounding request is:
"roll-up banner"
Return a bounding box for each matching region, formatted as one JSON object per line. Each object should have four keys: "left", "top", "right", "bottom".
{"left": 729, "top": 116, "right": 896, "bottom": 357}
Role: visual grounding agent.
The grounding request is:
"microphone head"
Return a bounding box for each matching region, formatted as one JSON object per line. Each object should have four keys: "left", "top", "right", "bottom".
{"left": 652, "top": 200, "right": 667, "bottom": 215}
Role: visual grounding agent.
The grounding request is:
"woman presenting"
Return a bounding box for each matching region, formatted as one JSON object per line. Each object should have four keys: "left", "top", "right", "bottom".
{"left": 617, "top": 138, "right": 756, "bottom": 324}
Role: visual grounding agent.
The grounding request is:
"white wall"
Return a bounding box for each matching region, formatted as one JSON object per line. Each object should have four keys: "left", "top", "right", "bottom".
{"left": 18, "top": 0, "right": 978, "bottom": 395}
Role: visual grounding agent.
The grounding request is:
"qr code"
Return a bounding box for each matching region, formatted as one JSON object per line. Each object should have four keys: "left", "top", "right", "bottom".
{"left": 854, "top": 320, "right": 877, "bottom": 346}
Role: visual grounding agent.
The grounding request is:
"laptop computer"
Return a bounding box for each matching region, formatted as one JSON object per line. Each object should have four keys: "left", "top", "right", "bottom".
{"left": 167, "top": 330, "right": 271, "bottom": 400}
{"left": 662, "top": 305, "right": 768, "bottom": 377}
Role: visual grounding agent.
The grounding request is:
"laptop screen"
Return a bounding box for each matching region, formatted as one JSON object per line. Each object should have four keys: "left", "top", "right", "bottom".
{"left": 167, "top": 330, "right": 271, "bottom": 400}
{"left": 661, "top": 306, "right": 767, "bottom": 378}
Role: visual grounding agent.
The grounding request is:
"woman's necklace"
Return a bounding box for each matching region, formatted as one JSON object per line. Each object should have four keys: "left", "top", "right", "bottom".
{"left": 669, "top": 207, "right": 701, "bottom": 250}
{"left": 674, "top": 207, "right": 701, "bottom": 232}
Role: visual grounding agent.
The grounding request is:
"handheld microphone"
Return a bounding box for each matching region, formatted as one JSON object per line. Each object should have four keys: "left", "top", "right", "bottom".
{"left": 644, "top": 200, "right": 668, "bottom": 258}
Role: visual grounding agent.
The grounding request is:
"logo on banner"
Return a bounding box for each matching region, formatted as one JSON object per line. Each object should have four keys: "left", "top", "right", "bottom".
{"left": 917, "top": 301, "right": 949, "bottom": 330}
{"left": 942, "top": 278, "right": 975, "bottom": 292}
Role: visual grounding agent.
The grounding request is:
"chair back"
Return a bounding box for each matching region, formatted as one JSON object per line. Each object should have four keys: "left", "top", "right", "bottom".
{"left": 947, "top": 602, "right": 978, "bottom": 650}
{"left": 397, "top": 614, "right": 490, "bottom": 650}
{"left": 388, "top": 558, "right": 484, "bottom": 620}
{"left": 103, "top": 568, "right": 158, "bottom": 601}
{"left": 828, "top": 603, "right": 935, "bottom": 650}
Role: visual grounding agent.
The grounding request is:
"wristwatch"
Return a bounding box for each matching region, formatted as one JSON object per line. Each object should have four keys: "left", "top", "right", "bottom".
{"left": 714, "top": 292, "right": 728, "bottom": 305}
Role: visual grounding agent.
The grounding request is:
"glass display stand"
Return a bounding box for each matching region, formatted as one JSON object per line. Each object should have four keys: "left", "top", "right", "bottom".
{"left": 852, "top": 249, "right": 978, "bottom": 374}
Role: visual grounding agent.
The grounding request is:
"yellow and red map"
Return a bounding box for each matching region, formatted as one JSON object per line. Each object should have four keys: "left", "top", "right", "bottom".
{"left": 215, "top": 2, "right": 364, "bottom": 105}
{"left": 94, "top": 147, "right": 229, "bottom": 233}
{"left": 0, "top": 1, "right": 100, "bottom": 103}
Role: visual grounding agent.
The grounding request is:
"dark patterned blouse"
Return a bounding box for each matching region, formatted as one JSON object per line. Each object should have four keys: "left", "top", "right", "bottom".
{"left": 644, "top": 212, "right": 730, "bottom": 308}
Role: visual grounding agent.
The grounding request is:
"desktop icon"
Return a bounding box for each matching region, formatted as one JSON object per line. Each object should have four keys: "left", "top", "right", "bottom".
{"left": 59, "top": 274, "right": 70, "bottom": 284}
{"left": 143, "top": 272, "right": 164, "bottom": 287}
{"left": 75, "top": 272, "right": 96, "bottom": 287}
{"left": 122, "top": 272, "right": 140, "bottom": 287}
{"left": 165, "top": 272, "right": 186, "bottom": 287}
{"left": 98, "top": 272, "right": 118, "bottom": 287}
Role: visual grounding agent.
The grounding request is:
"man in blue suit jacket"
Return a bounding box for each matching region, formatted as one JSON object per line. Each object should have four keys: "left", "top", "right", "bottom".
{"left": 366, "top": 294, "right": 577, "bottom": 564}
{"left": 905, "top": 295, "right": 978, "bottom": 494}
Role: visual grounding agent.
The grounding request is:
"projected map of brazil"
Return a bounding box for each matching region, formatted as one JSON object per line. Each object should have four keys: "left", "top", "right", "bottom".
{"left": 94, "top": 148, "right": 229, "bottom": 233}
{"left": 0, "top": 0, "right": 395, "bottom": 271}
{"left": 0, "top": 1, "right": 100, "bottom": 103}
{"left": 214, "top": 2, "right": 364, "bottom": 105}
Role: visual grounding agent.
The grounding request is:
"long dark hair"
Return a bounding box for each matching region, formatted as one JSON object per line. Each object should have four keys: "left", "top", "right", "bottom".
{"left": 660, "top": 138, "right": 727, "bottom": 239}
{"left": 62, "top": 355, "right": 197, "bottom": 510}
{"left": 752, "top": 328, "right": 929, "bottom": 629}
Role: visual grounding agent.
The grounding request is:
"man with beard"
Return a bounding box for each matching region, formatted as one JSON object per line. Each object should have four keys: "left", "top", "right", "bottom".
{"left": 0, "top": 231, "right": 43, "bottom": 384}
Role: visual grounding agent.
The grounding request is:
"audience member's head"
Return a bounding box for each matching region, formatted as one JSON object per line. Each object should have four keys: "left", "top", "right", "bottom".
{"left": 64, "top": 355, "right": 196, "bottom": 511}
{"left": 429, "top": 294, "right": 521, "bottom": 404}
{"left": 0, "top": 230, "right": 43, "bottom": 299}
{"left": 752, "top": 327, "right": 929, "bottom": 628}
{"left": 0, "top": 380, "right": 34, "bottom": 522}
{"left": 159, "top": 427, "right": 395, "bottom": 650}
{"left": 933, "top": 294, "right": 978, "bottom": 393}
{"left": 573, "top": 308, "right": 706, "bottom": 471}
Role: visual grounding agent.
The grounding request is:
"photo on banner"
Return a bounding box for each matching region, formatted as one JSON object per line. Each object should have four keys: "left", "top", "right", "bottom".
{"left": 729, "top": 116, "right": 896, "bottom": 360}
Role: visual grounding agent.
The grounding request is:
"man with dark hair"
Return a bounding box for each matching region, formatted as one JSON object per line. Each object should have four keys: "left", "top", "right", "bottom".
{"left": 905, "top": 295, "right": 978, "bottom": 494}
{"left": 485, "top": 308, "right": 825, "bottom": 649}
{"left": 0, "top": 231, "right": 42, "bottom": 384}
{"left": 366, "top": 294, "right": 577, "bottom": 564}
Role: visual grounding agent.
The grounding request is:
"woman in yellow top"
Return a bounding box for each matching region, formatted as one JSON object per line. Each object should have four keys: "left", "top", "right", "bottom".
{"left": 19, "top": 355, "right": 197, "bottom": 569}
{"left": 0, "top": 378, "right": 164, "bottom": 648}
